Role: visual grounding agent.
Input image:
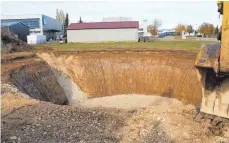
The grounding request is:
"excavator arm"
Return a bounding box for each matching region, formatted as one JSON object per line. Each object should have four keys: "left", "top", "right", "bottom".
{"left": 219, "top": 1, "right": 229, "bottom": 72}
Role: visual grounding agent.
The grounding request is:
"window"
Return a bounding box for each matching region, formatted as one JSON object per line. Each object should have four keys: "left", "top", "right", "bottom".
{"left": 1, "top": 18, "right": 40, "bottom": 28}
{"left": 42, "top": 16, "right": 46, "bottom": 25}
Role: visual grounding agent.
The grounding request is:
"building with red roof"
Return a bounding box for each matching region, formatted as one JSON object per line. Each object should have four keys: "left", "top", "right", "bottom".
{"left": 66, "top": 21, "right": 139, "bottom": 42}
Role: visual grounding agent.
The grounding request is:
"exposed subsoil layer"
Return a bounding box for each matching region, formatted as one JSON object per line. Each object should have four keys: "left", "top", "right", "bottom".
{"left": 2, "top": 49, "right": 228, "bottom": 142}
{"left": 1, "top": 55, "right": 68, "bottom": 105}
{"left": 38, "top": 49, "right": 202, "bottom": 104}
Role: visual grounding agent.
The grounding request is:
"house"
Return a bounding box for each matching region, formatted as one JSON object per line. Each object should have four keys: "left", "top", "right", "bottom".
{"left": 1, "top": 21, "right": 29, "bottom": 42}
{"left": 66, "top": 21, "right": 139, "bottom": 43}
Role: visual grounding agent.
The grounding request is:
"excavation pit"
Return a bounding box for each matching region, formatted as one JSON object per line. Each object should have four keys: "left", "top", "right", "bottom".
{"left": 8, "top": 50, "right": 202, "bottom": 107}
{"left": 4, "top": 49, "right": 227, "bottom": 143}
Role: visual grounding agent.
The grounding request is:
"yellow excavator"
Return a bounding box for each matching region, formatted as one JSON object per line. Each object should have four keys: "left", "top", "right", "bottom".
{"left": 195, "top": 1, "right": 229, "bottom": 137}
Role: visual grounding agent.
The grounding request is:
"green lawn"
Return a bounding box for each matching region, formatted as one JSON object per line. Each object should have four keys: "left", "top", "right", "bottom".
{"left": 34, "top": 41, "right": 218, "bottom": 52}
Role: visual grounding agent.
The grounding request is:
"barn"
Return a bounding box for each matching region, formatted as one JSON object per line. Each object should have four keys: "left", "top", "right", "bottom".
{"left": 66, "top": 21, "right": 139, "bottom": 43}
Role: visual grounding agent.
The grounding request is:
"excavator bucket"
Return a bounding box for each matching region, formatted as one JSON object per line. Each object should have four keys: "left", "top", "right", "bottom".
{"left": 195, "top": 44, "right": 229, "bottom": 137}
{"left": 194, "top": 4, "right": 229, "bottom": 136}
{"left": 195, "top": 1, "right": 229, "bottom": 120}
{"left": 195, "top": 67, "right": 229, "bottom": 119}
{"left": 195, "top": 44, "right": 229, "bottom": 118}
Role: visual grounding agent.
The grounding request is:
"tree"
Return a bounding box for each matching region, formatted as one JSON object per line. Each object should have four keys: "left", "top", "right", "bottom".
{"left": 208, "top": 24, "right": 215, "bottom": 35}
{"left": 63, "top": 13, "right": 69, "bottom": 37}
{"left": 78, "top": 17, "right": 83, "bottom": 23}
{"left": 147, "top": 25, "right": 153, "bottom": 33}
{"left": 175, "top": 24, "right": 186, "bottom": 35}
{"left": 198, "top": 23, "right": 207, "bottom": 35}
{"left": 56, "top": 9, "right": 65, "bottom": 33}
{"left": 198, "top": 23, "right": 215, "bottom": 36}
{"left": 186, "top": 25, "right": 194, "bottom": 35}
{"left": 148, "top": 19, "right": 162, "bottom": 36}
{"left": 215, "top": 25, "right": 219, "bottom": 34}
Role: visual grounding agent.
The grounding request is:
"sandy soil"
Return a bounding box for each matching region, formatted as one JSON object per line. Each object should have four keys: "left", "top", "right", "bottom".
{"left": 2, "top": 49, "right": 229, "bottom": 143}
{"left": 38, "top": 50, "right": 202, "bottom": 104}
{"left": 2, "top": 89, "right": 228, "bottom": 143}
{"left": 80, "top": 94, "right": 182, "bottom": 109}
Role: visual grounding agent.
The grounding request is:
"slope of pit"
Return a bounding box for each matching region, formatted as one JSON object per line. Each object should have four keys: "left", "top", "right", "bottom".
{"left": 1, "top": 55, "right": 68, "bottom": 105}
{"left": 38, "top": 50, "right": 202, "bottom": 104}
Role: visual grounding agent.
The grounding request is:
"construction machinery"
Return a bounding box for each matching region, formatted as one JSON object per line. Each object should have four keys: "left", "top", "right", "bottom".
{"left": 195, "top": 1, "right": 229, "bottom": 137}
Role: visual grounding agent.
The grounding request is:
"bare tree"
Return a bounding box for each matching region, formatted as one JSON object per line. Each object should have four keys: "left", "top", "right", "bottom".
{"left": 148, "top": 19, "right": 162, "bottom": 36}
{"left": 56, "top": 9, "right": 65, "bottom": 33}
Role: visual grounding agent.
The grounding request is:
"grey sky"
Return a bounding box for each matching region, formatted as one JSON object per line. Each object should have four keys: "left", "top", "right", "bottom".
{"left": 1, "top": 1, "right": 220, "bottom": 29}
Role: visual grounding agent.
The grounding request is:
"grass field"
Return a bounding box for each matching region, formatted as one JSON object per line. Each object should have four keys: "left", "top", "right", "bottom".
{"left": 35, "top": 41, "right": 219, "bottom": 52}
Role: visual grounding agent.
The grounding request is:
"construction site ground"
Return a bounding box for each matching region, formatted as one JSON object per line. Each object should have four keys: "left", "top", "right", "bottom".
{"left": 1, "top": 44, "right": 228, "bottom": 143}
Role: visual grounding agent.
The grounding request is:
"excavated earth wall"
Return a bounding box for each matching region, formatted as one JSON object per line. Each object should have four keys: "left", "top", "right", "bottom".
{"left": 3, "top": 50, "right": 202, "bottom": 105}
{"left": 8, "top": 61, "right": 68, "bottom": 105}
{"left": 35, "top": 50, "right": 202, "bottom": 105}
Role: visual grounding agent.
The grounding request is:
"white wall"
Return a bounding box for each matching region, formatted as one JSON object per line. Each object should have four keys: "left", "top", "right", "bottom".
{"left": 67, "top": 28, "right": 138, "bottom": 42}
{"left": 27, "top": 35, "right": 46, "bottom": 44}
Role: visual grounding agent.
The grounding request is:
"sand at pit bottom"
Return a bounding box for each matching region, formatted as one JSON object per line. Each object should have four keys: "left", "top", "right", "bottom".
{"left": 79, "top": 94, "right": 187, "bottom": 110}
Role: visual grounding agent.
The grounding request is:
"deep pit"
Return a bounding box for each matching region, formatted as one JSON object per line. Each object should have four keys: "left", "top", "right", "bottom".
{"left": 6, "top": 50, "right": 202, "bottom": 107}
{"left": 4, "top": 50, "right": 228, "bottom": 143}
{"left": 3, "top": 31, "right": 228, "bottom": 143}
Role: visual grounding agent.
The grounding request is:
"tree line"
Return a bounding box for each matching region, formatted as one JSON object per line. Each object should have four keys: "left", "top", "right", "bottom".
{"left": 175, "top": 23, "right": 219, "bottom": 36}
{"left": 147, "top": 19, "right": 219, "bottom": 37}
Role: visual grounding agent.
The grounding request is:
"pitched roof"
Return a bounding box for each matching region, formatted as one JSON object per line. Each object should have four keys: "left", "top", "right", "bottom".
{"left": 67, "top": 21, "right": 139, "bottom": 30}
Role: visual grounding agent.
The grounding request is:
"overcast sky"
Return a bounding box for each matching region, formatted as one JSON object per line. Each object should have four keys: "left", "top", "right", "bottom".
{"left": 1, "top": 1, "right": 221, "bottom": 29}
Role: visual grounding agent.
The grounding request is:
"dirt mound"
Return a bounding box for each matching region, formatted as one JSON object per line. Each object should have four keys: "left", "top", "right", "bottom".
{"left": 1, "top": 29, "right": 32, "bottom": 53}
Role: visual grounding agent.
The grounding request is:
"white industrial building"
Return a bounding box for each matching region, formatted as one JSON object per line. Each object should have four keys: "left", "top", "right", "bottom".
{"left": 1, "top": 14, "right": 62, "bottom": 43}
{"left": 66, "top": 21, "right": 139, "bottom": 43}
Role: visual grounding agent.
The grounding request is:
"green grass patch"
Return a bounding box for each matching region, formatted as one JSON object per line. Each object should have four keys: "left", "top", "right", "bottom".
{"left": 34, "top": 41, "right": 218, "bottom": 52}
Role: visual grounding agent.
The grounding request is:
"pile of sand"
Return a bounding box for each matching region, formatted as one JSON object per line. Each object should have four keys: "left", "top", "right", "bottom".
{"left": 80, "top": 94, "right": 184, "bottom": 109}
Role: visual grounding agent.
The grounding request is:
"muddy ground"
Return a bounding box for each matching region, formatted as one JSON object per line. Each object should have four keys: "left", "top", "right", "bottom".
{"left": 1, "top": 49, "right": 229, "bottom": 143}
